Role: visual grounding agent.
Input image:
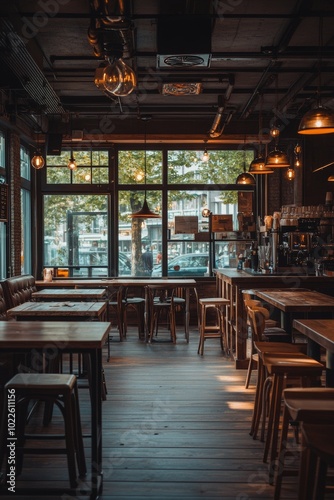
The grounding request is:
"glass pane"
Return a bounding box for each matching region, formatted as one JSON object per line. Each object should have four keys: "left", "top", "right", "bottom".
{"left": 43, "top": 195, "right": 109, "bottom": 277}
{"left": 118, "top": 150, "right": 162, "bottom": 184}
{"left": 118, "top": 190, "right": 162, "bottom": 276}
{"left": 0, "top": 131, "right": 5, "bottom": 167}
{"left": 47, "top": 167, "right": 71, "bottom": 184}
{"left": 46, "top": 151, "right": 109, "bottom": 184}
{"left": 20, "top": 145, "right": 30, "bottom": 180}
{"left": 0, "top": 222, "right": 6, "bottom": 279}
{"left": 167, "top": 150, "right": 254, "bottom": 184}
{"left": 21, "top": 188, "right": 31, "bottom": 274}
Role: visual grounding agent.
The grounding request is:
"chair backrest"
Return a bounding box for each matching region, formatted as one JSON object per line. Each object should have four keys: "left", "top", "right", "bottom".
{"left": 0, "top": 283, "right": 8, "bottom": 320}
{"left": 247, "top": 307, "right": 266, "bottom": 342}
{"left": 2, "top": 275, "right": 37, "bottom": 309}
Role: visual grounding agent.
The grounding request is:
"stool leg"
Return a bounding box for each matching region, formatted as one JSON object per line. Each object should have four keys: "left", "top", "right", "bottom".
{"left": 274, "top": 404, "right": 291, "bottom": 499}
{"left": 198, "top": 305, "right": 205, "bottom": 355}
{"left": 268, "top": 375, "right": 285, "bottom": 483}
{"left": 250, "top": 358, "right": 263, "bottom": 437}
{"left": 62, "top": 391, "right": 79, "bottom": 488}
{"left": 72, "top": 385, "right": 87, "bottom": 477}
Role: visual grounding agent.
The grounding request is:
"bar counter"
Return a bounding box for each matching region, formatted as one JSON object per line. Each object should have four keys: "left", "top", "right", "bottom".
{"left": 215, "top": 268, "right": 334, "bottom": 369}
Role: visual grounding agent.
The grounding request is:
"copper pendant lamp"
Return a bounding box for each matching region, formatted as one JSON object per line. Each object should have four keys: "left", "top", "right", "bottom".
{"left": 248, "top": 94, "right": 274, "bottom": 175}
{"left": 131, "top": 118, "right": 161, "bottom": 219}
{"left": 265, "top": 146, "right": 290, "bottom": 168}
{"left": 298, "top": 18, "right": 334, "bottom": 135}
{"left": 236, "top": 145, "right": 256, "bottom": 185}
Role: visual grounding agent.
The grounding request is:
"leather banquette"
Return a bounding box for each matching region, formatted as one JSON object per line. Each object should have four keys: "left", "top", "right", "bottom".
{"left": 2, "top": 274, "right": 36, "bottom": 309}
{"left": 0, "top": 283, "right": 7, "bottom": 320}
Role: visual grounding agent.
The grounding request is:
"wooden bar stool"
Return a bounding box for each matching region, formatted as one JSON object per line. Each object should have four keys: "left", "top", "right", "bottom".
{"left": 250, "top": 341, "right": 306, "bottom": 441}
{"left": 274, "top": 387, "right": 334, "bottom": 500}
{"left": 245, "top": 306, "right": 291, "bottom": 389}
{"left": 261, "top": 353, "right": 324, "bottom": 485}
{"left": 197, "top": 298, "right": 229, "bottom": 355}
{"left": 301, "top": 422, "right": 334, "bottom": 500}
{"left": 0, "top": 373, "right": 86, "bottom": 489}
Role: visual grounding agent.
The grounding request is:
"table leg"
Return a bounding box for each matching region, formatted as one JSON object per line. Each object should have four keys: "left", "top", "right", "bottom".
{"left": 326, "top": 350, "right": 334, "bottom": 387}
{"left": 185, "top": 288, "right": 190, "bottom": 343}
{"left": 90, "top": 348, "right": 103, "bottom": 498}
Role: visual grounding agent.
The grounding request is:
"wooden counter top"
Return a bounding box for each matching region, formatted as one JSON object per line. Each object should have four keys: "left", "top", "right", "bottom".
{"left": 216, "top": 269, "right": 334, "bottom": 369}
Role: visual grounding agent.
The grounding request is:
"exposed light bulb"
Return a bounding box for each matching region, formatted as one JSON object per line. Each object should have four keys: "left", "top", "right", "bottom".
{"left": 68, "top": 155, "right": 77, "bottom": 170}
{"left": 270, "top": 124, "right": 281, "bottom": 138}
{"left": 286, "top": 168, "right": 295, "bottom": 180}
{"left": 202, "top": 148, "right": 209, "bottom": 162}
{"left": 31, "top": 152, "right": 45, "bottom": 169}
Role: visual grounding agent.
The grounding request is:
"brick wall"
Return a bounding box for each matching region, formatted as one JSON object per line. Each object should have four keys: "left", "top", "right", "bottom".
{"left": 9, "top": 131, "right": 21, "bottom": 276}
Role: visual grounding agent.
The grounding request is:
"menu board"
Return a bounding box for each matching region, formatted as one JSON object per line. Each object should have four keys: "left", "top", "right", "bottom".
{"left": 0, "top": 184, "right": 8, "bottom": 222}
{"left": 174, "top": 215, "right": 198, "bottom": 234}
{"left": 211, "top": 214, "right": 233, "bottom": 232}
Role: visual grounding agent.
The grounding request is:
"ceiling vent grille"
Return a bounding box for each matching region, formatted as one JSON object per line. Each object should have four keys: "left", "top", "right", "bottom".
{"left": 157, "top": 15, "right": 211, "bottom": 69}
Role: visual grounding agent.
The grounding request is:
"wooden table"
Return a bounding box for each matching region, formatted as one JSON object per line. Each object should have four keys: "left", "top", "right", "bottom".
{"left": 293, "top": 319, "right": 334, "bottom": 387}
{"left": 32, "top": 288, "right": 107, "bottom": 300}
{"left": 0, "top": 321, "right": 111, "bottom": 498}
{"left": 253, "top": 289, "right": 334, "bottom": 334}
{"left": 7, "top": 301, "right": 107, "bottom": 321}
{"left": 36, "top": 279, "right": 196, "bottom": 342}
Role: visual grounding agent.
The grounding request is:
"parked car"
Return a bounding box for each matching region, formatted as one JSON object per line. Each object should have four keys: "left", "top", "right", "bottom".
{"left": 151, "top": 253, "right": 227, "bottom": 277}
{"left": 119, "top": 251, "right": 132, "bottom": 275}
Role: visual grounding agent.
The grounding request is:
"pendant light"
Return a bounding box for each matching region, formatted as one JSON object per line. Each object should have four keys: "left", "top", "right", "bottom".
{"left": 31, "top": 132, "right": 45, "bottom": 169}
{"left": 298, "top": 18, "right": 334, "bottom": 135}
{"left": 236, "top": 142, "right": 255, "bottom": 185}
{"left": 31, "top": 149, "right": 45, "bottom": 169}
{"left": 103, "top": 57, "right": 136, "bottom": 97}
{"left": 68, "top": 152, "right": 77, "bottom": 170}
{"left": 202, "top": 140, "right": 209, "bottom": 162}
{"left": 265, "top": 76, "right": 290, "bottom": 167}
{"left": 249, "top": 94, "right": 274, "bottom": 174}
{"left": 131, "top": 118, "right": 161, "bottom": 219}
{"left": 286, "top": 168, "right": 295, "bottom": 180}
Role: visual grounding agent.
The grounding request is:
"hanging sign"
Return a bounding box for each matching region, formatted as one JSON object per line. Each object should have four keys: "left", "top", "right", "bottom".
{"left": 0, "top": 184, "right": 8, "bottom": 222}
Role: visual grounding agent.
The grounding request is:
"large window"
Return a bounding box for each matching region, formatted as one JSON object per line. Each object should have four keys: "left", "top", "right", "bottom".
{"left": 42, "top": 147, "right": 255, "bottom": 277}
{"left": 43, "top": 194, "right": 110, "bottom": 277}
{"left": 0, "top": 131, "right": 6, "bottom": 280}
{"left": 20, "top": 145, "right": 32, "bottom": 274}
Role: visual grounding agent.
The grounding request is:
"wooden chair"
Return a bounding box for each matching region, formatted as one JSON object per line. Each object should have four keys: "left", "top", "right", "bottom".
{"left": 146, "top": 285, "right": 179, "bottom": 343}
{"left": 122, "top": 286, "right": 146, "bottom": 339}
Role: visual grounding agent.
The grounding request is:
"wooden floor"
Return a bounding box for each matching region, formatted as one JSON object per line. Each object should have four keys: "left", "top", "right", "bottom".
{"left": 1, "top": 326, "right": 333, "bottom": 499}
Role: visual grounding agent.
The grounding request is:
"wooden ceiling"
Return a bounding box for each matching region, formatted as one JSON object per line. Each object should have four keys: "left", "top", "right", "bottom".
{"left": 0, "top": 0, "right": 334, "bottom": 143}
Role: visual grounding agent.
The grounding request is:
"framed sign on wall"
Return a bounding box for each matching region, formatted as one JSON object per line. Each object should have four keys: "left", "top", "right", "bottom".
{"left": 0, "top": 183, "right": 8, "bottom": 222}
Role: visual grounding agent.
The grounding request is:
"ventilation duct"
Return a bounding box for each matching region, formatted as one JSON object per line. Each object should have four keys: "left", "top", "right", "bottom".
{"left": 209, "top": 97, "right": 226, "bottom": 138}
{"left": 157, "top": 15, "right": 212, "bottom": 68}
{"left": 88, "top": 0, "right": 134, "bottom": 60}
